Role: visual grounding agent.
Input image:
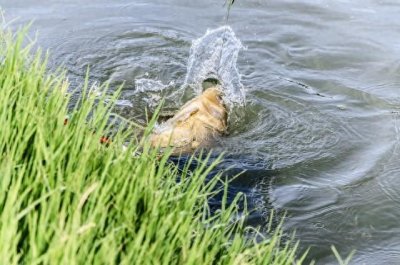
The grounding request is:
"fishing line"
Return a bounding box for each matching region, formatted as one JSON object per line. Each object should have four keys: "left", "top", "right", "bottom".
{"left": 224, "top": 0, "right": 235, "bottom": 24}
{"left": 217, "top": 0, "right": 235, "bottom": 88}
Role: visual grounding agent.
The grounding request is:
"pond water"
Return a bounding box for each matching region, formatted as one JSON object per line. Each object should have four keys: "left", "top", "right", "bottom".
{"left": 3, "top": 0, "right": 400, "bottom": 263}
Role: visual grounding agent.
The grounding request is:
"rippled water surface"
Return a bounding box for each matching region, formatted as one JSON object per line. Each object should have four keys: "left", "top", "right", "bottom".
{"left": 3, "top": 0, "right": 400, "bottom": 263}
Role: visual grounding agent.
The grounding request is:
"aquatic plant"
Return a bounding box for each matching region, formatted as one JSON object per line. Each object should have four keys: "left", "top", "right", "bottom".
{"left": 0, "top": 25, "right": 305, "bottom": 264}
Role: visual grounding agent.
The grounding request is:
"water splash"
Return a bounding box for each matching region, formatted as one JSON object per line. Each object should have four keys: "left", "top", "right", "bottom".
{"left": 183, "top": 26, "right": 245, "bottom": 106}
{"left": 135, "top": 78, "right": 171, "bottom": 93}
{"left": 133, "top": 78, "right": 177, "bottom": 109}
{"left": 181, "top": 26, "right": 246, "bottom": 126}
{"left": 131, "top": 26, "right": 246, "bottom": 126}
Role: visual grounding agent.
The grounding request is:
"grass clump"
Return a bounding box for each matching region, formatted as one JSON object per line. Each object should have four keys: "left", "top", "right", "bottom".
{"left": 0, "top": 25, "right": 304, "bottom": 264}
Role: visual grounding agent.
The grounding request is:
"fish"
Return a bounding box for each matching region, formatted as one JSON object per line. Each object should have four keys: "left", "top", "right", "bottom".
{"left": 150, "top": 85, "right": 227, "bottom": 155}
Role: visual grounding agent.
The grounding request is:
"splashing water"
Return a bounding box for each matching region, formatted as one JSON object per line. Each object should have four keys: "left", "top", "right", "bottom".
{"left": 134, "top": 26, "right": 246, "bottom": 126}
{"left": 134, "top": 78, "right": 175, "bottom": 109}
{"left": 183, "top": 26, "right": 245, "bottom": 107}
{"left": 182, "top": 26, "right": 245, "bottom": 126}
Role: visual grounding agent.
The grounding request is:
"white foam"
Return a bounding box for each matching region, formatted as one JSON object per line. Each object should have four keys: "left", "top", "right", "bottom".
{"left": 134, "top": 78, "right": 170, "bottom": 93}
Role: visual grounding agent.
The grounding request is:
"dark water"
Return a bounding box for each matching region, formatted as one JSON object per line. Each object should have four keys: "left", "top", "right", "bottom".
{"left": 3, "top": 0, "right": 400, "bottom": 263}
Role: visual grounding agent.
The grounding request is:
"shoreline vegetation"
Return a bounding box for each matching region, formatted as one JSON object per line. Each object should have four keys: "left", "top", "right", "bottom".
{"left": 0, "top": 25, "right": 305, "bottom": 264}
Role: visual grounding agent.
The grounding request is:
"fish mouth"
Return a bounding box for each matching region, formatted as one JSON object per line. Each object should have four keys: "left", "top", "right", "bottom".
{"left": 201, "top": 77, "right": 225, "bottom": 104}
{"left": 202, "top": 77, "right": 220, "bottom": 90}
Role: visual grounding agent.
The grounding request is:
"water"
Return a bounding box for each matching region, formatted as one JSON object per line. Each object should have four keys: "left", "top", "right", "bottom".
{"left": 3, "top": 0, "right": 400, "bottom": 263}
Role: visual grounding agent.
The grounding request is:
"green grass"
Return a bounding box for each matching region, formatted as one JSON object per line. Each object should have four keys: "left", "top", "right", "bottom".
{"left": 0, "top": 25, "right": 305, "bottom": 264}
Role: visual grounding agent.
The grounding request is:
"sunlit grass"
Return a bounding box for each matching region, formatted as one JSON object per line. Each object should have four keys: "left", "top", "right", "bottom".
{"left": 0, "top": 25, "right": 305, "bottom": 264}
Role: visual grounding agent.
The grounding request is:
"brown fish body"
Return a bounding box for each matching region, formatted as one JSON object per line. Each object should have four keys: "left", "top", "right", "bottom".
{"left": 150, "top": 86, "right": 227, "bottom": 154}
